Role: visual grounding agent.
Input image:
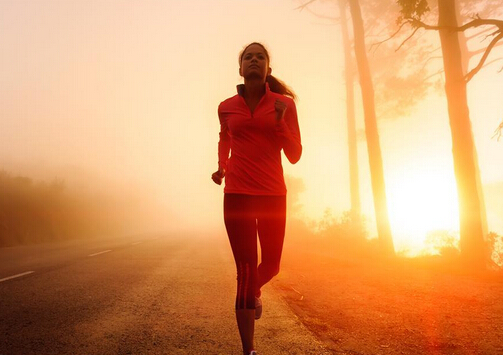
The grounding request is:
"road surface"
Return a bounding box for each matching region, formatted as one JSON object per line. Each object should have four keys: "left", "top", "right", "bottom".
{"left": 0, "top": 233, "right": 330, "bottom": 355}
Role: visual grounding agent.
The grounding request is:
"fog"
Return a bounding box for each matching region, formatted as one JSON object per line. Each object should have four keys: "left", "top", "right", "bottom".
{"left": 1, "top": 0, "right": 502, "bottom": 254}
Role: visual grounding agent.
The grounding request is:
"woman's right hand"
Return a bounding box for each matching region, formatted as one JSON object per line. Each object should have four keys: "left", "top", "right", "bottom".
{"left": 211, "top": 168, "right": 225, "bottom": 185}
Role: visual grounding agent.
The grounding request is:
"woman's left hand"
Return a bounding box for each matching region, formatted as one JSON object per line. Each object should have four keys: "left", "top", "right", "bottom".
{"left": 274, "top": 99, "right": 287, "bottom": 121}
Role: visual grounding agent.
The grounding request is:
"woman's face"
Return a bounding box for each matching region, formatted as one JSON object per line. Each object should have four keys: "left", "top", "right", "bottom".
{"left": 239, "top": 44, "right": 271, "bottom": 81}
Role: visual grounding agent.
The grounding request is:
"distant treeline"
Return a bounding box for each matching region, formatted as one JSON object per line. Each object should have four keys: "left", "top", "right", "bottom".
{"left": 0, "top": 170, "right": 160, "bottom": 247}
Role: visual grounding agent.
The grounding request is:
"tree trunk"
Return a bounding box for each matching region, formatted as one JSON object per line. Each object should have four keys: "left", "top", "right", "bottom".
{"left": 338, "top": 0, "right": 361, "bottom": 220}
{"left": 438, "top": 0, "right": 486, "bottom": 265}
{"left": 347, "top": 0, "right": 394, "bottom": 255}
{"left": 456, "top": 7, "right": 489, "bottom": 240}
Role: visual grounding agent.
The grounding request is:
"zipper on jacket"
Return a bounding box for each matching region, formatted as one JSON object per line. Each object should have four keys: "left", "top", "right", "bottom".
{"left": 240, "top": 94, "right": 267, "bottom": 119}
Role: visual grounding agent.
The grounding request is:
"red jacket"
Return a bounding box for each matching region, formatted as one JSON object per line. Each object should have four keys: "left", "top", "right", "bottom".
{"left": 218, "top": 83, "right": 302, "bottom": 195}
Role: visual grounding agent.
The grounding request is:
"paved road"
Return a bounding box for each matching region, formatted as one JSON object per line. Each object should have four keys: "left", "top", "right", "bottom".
{"left": 0, "top": 233, "right": 330, "bottom": 355}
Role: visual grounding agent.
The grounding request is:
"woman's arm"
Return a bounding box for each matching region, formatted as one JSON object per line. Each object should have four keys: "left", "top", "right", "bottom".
{"left": 275, "top": 100, "right": 302, "bottom": 164}
{"left": 214, "top": 105, "right": 230, "bottom": 183}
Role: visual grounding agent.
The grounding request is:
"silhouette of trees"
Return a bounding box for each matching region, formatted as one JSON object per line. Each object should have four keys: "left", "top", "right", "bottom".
{"left": 338, "top": 0, "right": 361, "bottom": 222}
{"left": 0, "top": 171, "right": 68, "bottom": 246}
{"left": 0, "top": 170, "right": 166, "bottom": 247}
{"left": 295, "top": 0, "right": 503, "bottom": 263}
{"left": 347, "top": 0, "right": 395, "bottom": 256}
{"left": 296, "top": 0, "right": 363, "bottom": 224}
{"left": 396, "top": 0, "right": 503, "bottom": 265}
{"left": 297, "top": 0, "right": 395, "bottom": 256}
{"left": 425, "top": 229, "right": 459, "bottom": 257}
{"left": 284, "top": 174, "right": 306, "bottom": 218}
{"left": 487, "top": 231, "right": 503, "bottom": 266}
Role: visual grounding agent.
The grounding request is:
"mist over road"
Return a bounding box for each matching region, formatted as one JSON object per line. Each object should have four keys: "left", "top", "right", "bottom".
{"left": 0, "top": 233, "right": 328, "bottom": 355}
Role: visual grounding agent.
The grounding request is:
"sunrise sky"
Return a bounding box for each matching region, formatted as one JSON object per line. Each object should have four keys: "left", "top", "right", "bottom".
{"left": 1, "top": 0, "right": 502, "bottom": 255}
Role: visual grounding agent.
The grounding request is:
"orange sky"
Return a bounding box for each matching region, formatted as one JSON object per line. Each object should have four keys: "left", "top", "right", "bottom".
{"left": 0, "top": 0, "right": 502, "bottom": 255}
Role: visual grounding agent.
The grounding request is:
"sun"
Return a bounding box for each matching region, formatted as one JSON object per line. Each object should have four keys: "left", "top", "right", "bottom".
{"left": 386, "top": 169, "right": 460, "bottom": 256}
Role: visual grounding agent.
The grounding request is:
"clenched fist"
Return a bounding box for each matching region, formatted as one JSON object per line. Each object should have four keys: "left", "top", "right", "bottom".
{"left": 211, "top": 168, "right": 225, "bottom": 185}
{"left": 274, "top": 99, "right": 287, "bottom": 121}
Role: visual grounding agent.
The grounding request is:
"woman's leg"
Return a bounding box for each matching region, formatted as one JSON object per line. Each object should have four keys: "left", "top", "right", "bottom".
{"left": 256, "top": 195, "right": 286, "bottom": 297}
{"left": 223, "top": 194, "right": 258, "bottom": 354}
{"left": 235, "top": 309, "right": 255, "bottom": 355}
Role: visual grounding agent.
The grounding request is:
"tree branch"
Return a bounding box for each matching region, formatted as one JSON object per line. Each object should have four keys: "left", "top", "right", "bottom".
{"left": 399, "top": 17, "right": 503, "bottom": 82}
{"left": 369, "top": 21, "right": 409, "bottom": 54}
{"left": 466, "top": 32, "right": 503, "bottom": 82}
{"left": 294, "top": 0, "right": 318, "bottom": 11}
{"left": 483, "top": 29, "right": 501, "bottom": 42}
{"left": 420, "top": 55, "right": 443, "bottom": 71}
{"left": 409, "top": 17, "right": 503, "bottom": 32}
{"left": 479, "top": 57, "right": 503, "bottom": 68}
{"left": 294, "top": 0, "right": 338, "bottom": 22}
{"left": 469, "top": 41, "right": 503, "bottom": 57}
{"left": 396, "top": 26, "right": 420, "bottom": 52}
{"left": 466, "top": 26, "right": 496, "bottom": 41}
{"left": 492, "top": 121, "right": 503, "bottom": 141}
{"left": 459, "top": 18, "right": 503, "bottom": 32}
{"left": 422, "top": 68, "right": 444, "bottom": 82}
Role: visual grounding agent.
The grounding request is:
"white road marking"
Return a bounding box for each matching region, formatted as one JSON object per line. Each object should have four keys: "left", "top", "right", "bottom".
{"left": 0, "top": 271, "right": 35, "bottom": 283}
{"left": 131, "top": 242, "right": 142, "bottom": 246}
{"left": 88, "top": 249, "right": 112, "bottom": 257}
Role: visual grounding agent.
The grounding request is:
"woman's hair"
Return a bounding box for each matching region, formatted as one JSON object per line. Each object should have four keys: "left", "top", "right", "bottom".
{"left": 239, "top": 42, "right": 297, "bottom": 100}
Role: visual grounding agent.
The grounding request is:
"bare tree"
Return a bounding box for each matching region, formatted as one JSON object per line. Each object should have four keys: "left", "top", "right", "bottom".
{"left": 338, "top": 0, "right": 361, "bottom": 221}
{"left": 348, "top": 0, "right": 395, "bottom": 256}
{"left": 296, "top": 0, "right": 363, "bottom": 224}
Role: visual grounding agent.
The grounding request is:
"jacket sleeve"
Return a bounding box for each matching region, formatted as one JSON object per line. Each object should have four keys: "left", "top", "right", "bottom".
{"left": 217, "top": 104, "right": 231, "bottom": 171}
{"left": 275, "top": 99, "right": 302, "bottom": 164}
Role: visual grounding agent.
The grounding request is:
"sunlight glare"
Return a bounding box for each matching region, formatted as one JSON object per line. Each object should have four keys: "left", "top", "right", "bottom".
{"left": 387, "top": 169, "right": 460, "bottom": 256}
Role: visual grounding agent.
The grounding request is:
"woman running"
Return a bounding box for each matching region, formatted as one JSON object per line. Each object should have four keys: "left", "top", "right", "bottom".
{"left": 211, "top": 42, "right": 302, "bottom": 355}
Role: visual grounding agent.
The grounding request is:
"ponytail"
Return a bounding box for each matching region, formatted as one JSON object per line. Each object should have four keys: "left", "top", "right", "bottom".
{"left": 239, "top": 42, "right": 297, "bottom": 101}
{"left": 266, "top": 74, "right": 297, "bottom": 101}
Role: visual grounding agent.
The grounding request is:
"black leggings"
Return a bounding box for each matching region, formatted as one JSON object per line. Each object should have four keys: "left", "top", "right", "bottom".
{"left": 223, "top": 193, "right": 286, "bottom": 310}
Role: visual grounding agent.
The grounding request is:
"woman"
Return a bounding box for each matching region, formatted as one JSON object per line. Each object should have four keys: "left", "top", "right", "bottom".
{"left": 212, "top": 42, "right": 302, "bottom": 355}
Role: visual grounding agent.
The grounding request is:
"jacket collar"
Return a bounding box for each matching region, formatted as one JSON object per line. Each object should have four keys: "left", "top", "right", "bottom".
{"left": 236, "top": 82, "right": 270, "bottom": 97}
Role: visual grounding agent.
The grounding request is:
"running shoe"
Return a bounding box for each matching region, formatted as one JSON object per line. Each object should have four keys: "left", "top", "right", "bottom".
{"left": 255, "top": 297, "right": 262, "bottom": 320}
